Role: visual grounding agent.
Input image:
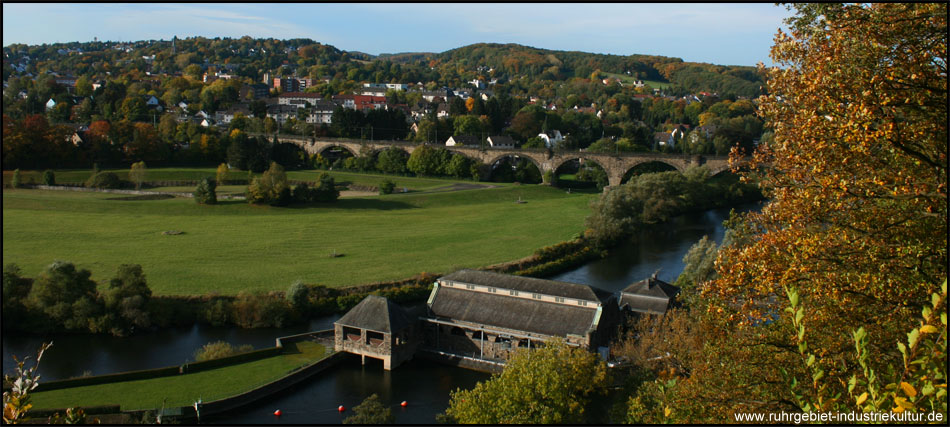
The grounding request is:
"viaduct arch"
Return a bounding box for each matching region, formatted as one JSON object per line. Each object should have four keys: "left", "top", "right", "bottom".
{"left": 263, "top": 134, "right": 736, "bottom": 187}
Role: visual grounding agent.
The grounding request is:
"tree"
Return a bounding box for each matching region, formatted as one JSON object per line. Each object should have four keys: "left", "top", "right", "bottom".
{"left": 129, "top": 161, "right": 147, "bottom": 190}
{"left": 312, "top": 172, "right": 339, "bottom": 202}
{"left": 11, "top": 169, "right": 22, "bottom": 188}
{"left": 215, "top": 163, "right": 229, "bottom": 184}
{"left": 444, "top": 339, "right": 608, "bottom": 424}
{"left": 343, "top": 394, "right": 394, "bottom": 424}
{"left": 376, "top": 147, "right": 408, "bottom": 174}
{"left": 247, "top": 162, "right": 290, "bottom": 206}
{"left": 102, "top": 264, "right": 152, "bottom": 333}
{"left": 406, "top": 144, "right": 441, "bottom": 176}
{"left": 378, "top": 179, "right": 395, "bottom": 195}
{"left": 119, "top": 96, "right": 146, "bottom": 122}
{"left": 193, "top": 178, "right": 217, "bottom": 205}
{"left": 26, "top": 261, "right": 102, "bottom": 331}
{"left": 650, "top": 3, "right": 948, "bottom": 422}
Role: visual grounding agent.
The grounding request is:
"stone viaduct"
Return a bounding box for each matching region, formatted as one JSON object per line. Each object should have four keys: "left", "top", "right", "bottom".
{"left": 264, "top": 134, "right": 735, "bottom": 187}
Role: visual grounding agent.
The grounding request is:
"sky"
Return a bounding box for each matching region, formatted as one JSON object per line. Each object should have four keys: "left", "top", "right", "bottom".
{"left": 3, "top": 3, "right": 793, "bottom": 67}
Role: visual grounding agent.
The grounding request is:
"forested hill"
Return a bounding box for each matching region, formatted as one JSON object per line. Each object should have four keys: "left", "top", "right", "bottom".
{"left": 426, "top": 43, "right": 764, "bottom": 98}
{"left": 4, "top": 38, "right": 764, "bottom": 98}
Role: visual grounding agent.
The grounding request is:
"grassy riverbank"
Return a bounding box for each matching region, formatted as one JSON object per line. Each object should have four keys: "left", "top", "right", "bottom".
{"left": 2, "top": 176, "right": 595, "bottom": 295}
{"left": 28, "top": 341, "right": 329, "bottom": 411}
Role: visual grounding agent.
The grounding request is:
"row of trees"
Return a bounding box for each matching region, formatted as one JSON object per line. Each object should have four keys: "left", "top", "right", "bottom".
{"left": 3, "top": 262, "right": 152, "bottom": 336}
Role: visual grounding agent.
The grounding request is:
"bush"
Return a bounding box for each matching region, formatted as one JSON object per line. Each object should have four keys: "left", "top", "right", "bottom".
{"left": 379, "top": 179, "right": 396, "bottom": 195}
{"left": 12, "top": 169, "right": 22, "bottom": 188}
{"left": 292, "top": 182, "right": 312, "bottom": 203}
{"left": 286, "top": 281, "right": 308, "bottom": 309}
{"left": 193, "top": 178, "right": 217, "bottom": 204}
{"left": 85, "top": 172, "right": 123, "bottom": 189}
{"left": 42, "top": 170, "right": 55, "bottom": 186}
{"left": 193, "top": 341, "right": 254, "bottom": 362}
{"left": 247, "top": 162, "right": 290, "bottom": 205}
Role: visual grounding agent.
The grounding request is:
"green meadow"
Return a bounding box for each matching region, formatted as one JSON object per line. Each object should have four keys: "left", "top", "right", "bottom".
{"left": 29, "top": 341, "right": 329, "bottom": 411}
{"left": 2, "top": 170, "right": 596, "bottom": 295}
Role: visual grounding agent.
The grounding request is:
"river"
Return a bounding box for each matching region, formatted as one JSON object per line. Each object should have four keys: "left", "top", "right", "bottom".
{"left": 2, "top": 202, "right": 760, "bottom": 423}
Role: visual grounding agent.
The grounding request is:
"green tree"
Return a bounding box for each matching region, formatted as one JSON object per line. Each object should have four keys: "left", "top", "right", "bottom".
{"left": 102, "top": 264, "right": 152, "bottom": 333}
{"left": 119, "top": 96, "right": 146, "bottom": 122}
{"left": 379, "top": 179, "right": 395, "bottom": 195}
{"left": 11, "top": 169, "right": 22, "bottom": 188}
{"left": 129, "top": 161, "right": 147, "bottom": 190}
{"left": 443, "top": 339, "right": 608, "bottom": 424}
{"left": 312, "top": 172, "right": 339, "bottom": 202}
{"left": 193, "top": 177, "right": 217, "bottom": 204}
{"left": 247, "top": 162, "right": 290, "bottom": 206}
{"left": 406, "top": 144, "right": 441, "bottom": 176}
{"left": 375, "top": 147, "right": 408, "bottom": 174}
{"left": 344, "top": 394, "right": 394, "bottom": 424}
{"left": 26, "top": 261, "right": 102, "bottom": 331}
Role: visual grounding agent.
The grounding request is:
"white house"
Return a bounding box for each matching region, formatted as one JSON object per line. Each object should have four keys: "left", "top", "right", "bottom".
{"left": 487, "top": 135, "right": 516, "bottom": 148}
{"left": 45, "top": 98, "right": 57, "bottom": 110}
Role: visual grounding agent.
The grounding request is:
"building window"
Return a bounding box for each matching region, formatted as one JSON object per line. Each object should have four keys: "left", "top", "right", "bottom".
{"left": 555, "top": 297, "right": 565, "bottom": 303}
{"left": 443, "top": 282, "right": 452, "bottom": 287}
{"left": 466, "top": 284, "right": 475, "bottom": 290}
{"left": 510, "top": 290, "right": 519, "bottom": 296}
{"left": 578, "top": 300, "right": 588, "bottom": 306}
{"left": 532, "top": 293, "right": 543, "bottom": 300}
{"left": 488, "top": 287, "right": 497, "bottom": 293}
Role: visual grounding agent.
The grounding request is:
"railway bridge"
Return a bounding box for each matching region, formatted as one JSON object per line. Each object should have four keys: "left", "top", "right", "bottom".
{"left": 263, "top": 134, "right": 736, "bottom": 187}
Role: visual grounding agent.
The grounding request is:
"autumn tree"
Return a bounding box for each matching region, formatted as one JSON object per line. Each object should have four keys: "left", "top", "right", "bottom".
{"left": 442, "top": 339, "right": 608, "bottom": 424}
{"left": 657, "top": 3, "right": 949, "bottom": 421}
{"left": 128, "top": 161, "right": 147, "bottom": 190}
{"left": 247, "top": 162, "right": 291, "bottom": 206}
{"left": 215, "top": 163, "right": 229, "bottom": 184}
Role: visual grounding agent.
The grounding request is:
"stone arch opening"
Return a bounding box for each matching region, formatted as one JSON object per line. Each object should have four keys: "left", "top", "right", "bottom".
{"left": 620, "top": 161, "right": 680, "bottom": 184}
{"left": 553, "top": 157, "right": 608, "bottom": 190}
{"left": 487, "top": 154, "right": 542, "bottom": 184}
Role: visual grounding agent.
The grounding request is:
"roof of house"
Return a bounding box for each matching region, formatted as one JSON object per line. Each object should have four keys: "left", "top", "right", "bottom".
{"left": 429, "top": 286, "right": 599, "bottom": 337}
{"left": 487, "top": 135, "right": 516, "bottom": 146}
{"left": 618, "top": 276, "right": 680, "bottom": 314}
{"left": 335, "top": 295, "right": 412, "bottom": 334}
{"left": 439, "top": 269, "right": 607, "bottom": 302}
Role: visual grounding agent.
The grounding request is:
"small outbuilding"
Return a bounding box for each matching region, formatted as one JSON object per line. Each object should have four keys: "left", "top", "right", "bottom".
{"left": 618, "top": 275, "right": 680, "bottom": 315}
{"left": 333, "top": 295, "right": 419, "bottom": 370}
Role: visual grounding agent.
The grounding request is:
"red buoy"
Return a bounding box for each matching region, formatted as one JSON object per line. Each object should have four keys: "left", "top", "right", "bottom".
{"left": 338, "top": 405, "right": 345, "bottom": 412}
{"left": 274, "top": 409, "right": 282, "bottom": 416}
{"left": 401, "top": 401, "right": 408, "bottom": 407}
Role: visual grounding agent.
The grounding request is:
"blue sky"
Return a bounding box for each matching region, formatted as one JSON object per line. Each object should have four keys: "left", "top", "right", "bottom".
{"left": 3, "top": 3, "right": 793, "bottom": 66}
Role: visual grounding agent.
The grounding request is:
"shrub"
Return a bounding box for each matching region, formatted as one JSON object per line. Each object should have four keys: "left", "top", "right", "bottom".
{"left": 379, "top": 179, "right": 395, "bottom": 195}
{"left": 286, "top": 281, "right": 308, "bottom": 309}
{"left": 12, "top": 169, "right": 22, "bottom": 188}
{"left": 313, "top": 172, "right": 339, "bottom": 202}
{"left": 202, "top": 299, "right": 232, "bottom": 326}
{"left": 192, "top": 341, "right": 254, "bottom": 362}
{"left": 247, "top": 162, "right": 290, "bottom": 205}
{"left": 215, "top": 163, "right": 229, "bottom": 184}
{"left": 42, "top": 170, "right": 55, "bottom": 186}
{"left": 85, "top": 172, "right": 123, "bottom": 189}
{"left": 129, "top": 161, "right": 147, "bottom": 190}
{"left": 292, "top": 182, "right": 312, "bottom": 203}
{"left": 193, "top": 178, "right": 217, "bottom": 204}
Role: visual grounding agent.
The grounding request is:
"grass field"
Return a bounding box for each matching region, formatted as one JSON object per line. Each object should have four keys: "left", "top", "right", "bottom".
{"left": 29, "top": 341, "right": 329, "bottom": 411}
{"left": 2, "top": 171, "right": 595, "bottom": 295}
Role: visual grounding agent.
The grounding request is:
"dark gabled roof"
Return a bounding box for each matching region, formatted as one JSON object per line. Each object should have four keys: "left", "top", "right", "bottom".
{"left": 487, "top": 135, "right": 516, "bottom": 146}
{"left": 439, "top": 269, "right": 602, "bottom": 302}
{"left": 335, "top": 295, "right": 411, "bottom": 334}
{"left": 430, "top": 287, "right": 598, "bottom": 337}
{"left": 619, "top": 277, "right": 680, "bottom": 314}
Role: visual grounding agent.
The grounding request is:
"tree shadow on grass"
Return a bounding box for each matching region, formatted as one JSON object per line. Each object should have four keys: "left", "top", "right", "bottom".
{"left": 282, "top": 198, "right": 415, "bottom": 211}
